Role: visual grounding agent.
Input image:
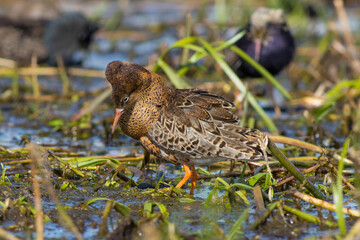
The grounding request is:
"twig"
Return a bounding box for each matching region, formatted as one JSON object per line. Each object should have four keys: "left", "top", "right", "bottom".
{"left": 275, "top": 163, "right": 322, "bottom": 187}
{"left": 268, "top": 135, "right": 353, "bottom": 165}
{"left": 0, "top": 227, "right": 20, "bottom": 240}
{"left": 29, "top": 144, "right": 44, "bottom": 240}
{"left": 291, "top": 191, "right": 360, "bottom": 217}
{"left": 253, "top": 185, "right": 265, "bottom": 211}
{"left": 198, "top": 171, "right": 255, "bottom": 180}
{"left": 31, "top": 55, "right": 40, "bottom": 98}
{"left": 0, "top": 66, "right": 104, "bottom": 78}
{"left": 345, "top": 219, "right": 360, "bottom": 240}
{"left": 11, "top": 69, "right": 19, "bottom": 98}
{"left": 324, "top": 162, "right": 355, "bottom": 190}
{"left": 0, "top": 87, "right": 107, "bottom": 103}
{"left": 56, "top": 55, "right": 70, "bottom": 95}
{"left": 28, "top": 144, "right": 85, "bottom": 240}
{"left": 269, "top": 135, "right": 324, "bottom": 153}
{"left": 180, "top": 12, "right": 191, "bottom": 66}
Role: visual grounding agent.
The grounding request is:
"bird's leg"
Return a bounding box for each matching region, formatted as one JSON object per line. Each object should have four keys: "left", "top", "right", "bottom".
{"left": 140, "top": 148, "right": 151, "bottom": 170}
{"left": 175, "top": 164, "right": 192, "bottom": 190}
{"left": 190, "top": 165, "right": 198, "bottom": 195}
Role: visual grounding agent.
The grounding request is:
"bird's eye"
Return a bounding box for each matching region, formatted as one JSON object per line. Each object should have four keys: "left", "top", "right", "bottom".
{"left": 123, "top": 97, "right": 129, "bottom": 102}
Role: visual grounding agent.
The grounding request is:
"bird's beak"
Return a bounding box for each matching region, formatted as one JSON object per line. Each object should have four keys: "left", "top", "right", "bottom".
{"left": 112, "top": 108, "right": 123, "bottom": 134}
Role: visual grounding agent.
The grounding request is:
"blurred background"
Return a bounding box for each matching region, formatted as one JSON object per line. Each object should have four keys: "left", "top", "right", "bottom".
{"left": 0, "top": 1, "right": 360, "bottom": 239}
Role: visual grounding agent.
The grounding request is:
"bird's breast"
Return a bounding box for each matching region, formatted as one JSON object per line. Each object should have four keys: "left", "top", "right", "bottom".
{"left": 119, "top": 102, "right": 160, "bottom": 140}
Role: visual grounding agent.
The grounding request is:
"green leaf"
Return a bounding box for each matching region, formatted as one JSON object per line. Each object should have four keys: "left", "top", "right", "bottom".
{"left": 248, "top": 173, "right": 266, "bottom": 186}
{"left": 196, "top": 167, "right": 211, "bottom": 176}
{"left": 231, "top": 183, "right": 253, "bottom": 191}
{"left": 179, "top": 198, "right": 196, "bottom": 203}
{"left": 48, "top": 119, "right": 65, "bottom": 127}
{"left": 143, "top": 201, "right": 153, "bottom": 217}
{"left": 60, "top": 181, "right": 70, "bottom": 191}
{"left": 313, "top": 79, "right": 360, "bottom": 121}
{"left": 205, "top": 186, "right": 219, "bottom": 206}
{"left": 143, "top": 201, "right": 169, "bottom": 218}
{"left": 234, "top": 190, "right": 250, "bottom": 205}
{"left": 113, "top": 202, "right": 132, "bottom": 216}
{"left": 333, "top": 137, "right": 351, "bottom": 236}
{"left": 216, "top": 177, "right": 231, "bottom": 189}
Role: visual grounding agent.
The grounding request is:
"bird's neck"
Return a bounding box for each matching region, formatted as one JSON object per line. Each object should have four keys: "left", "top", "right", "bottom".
{"left": 119, "top": 75, "right": 168, "bottom": 140}
{"left": 143, "top": 74, "right": 168, "bottom": 106}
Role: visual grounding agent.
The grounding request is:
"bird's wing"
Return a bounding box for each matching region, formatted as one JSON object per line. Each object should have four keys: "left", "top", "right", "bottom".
{"left": 147, "top": 89, "right": 267, "bottom": 162}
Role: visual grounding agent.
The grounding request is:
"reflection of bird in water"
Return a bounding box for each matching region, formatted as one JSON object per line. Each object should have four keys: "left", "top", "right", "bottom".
{"left": 106, "top": 61, "right": 268, "bottom": 195}
{"left": 228, "top": 8, "right": 295, "bottom": 78}
{"left": 0, "top": 12, "right": 98, "bottom": 66}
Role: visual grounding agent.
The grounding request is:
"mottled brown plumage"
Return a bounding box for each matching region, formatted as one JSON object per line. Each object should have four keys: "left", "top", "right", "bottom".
{"left": 106, "top": 61, "right": 268, "bottom": 194}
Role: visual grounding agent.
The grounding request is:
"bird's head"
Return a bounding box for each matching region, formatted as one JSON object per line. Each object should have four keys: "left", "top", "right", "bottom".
{"left": 105, "top": 61, "right": 155, "bottom": 134}
{"left": 249, "top": 8, "right": 287, "bottom": 39}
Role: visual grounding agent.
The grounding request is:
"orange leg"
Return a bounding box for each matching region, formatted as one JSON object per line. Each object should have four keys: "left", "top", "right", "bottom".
{"left": 175, "top": 164, "right": 192, "bottom": 190}
{"left": 190, "top": 165, "right": 198, "bottom": 195}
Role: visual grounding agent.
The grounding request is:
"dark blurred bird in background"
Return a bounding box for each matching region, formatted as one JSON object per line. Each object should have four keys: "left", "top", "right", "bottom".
{"left": 0, "top": 11, "right": 98, "bottom": 66}
{"left": 227, "top": 7, "right": 295, "bottom": 78}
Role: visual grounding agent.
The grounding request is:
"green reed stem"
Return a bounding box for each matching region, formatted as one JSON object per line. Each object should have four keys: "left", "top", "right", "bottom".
{"left": 282, "top": 204, "right": 337, "bottom": 227}
{"left": 268, "top": 139, "right": 326, "bottom": 200}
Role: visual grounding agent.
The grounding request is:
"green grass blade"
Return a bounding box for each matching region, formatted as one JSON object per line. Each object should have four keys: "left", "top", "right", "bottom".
{"left": 282, "top": 204, "right": 337, "bottom": 227}
{"left": 156, "top": 59, "right": 192, "bottom": 88}
{"left": 333, "top": 137, "right": 351, "bottom": 236}
{"left": 216, "top": 177, "right": 231, "bottom": 189}
{"left": 153, "top": 37, "right": 198, "bottom": 72}
{"left": 176, "top": 32, "right": 245, "bottom": 76}
{"left": 205, "top": 187, "right": 218, "bottom": 206}
{"left": 198, "top": 38, "right": 278, "bottom": 132}
{"left": 214, "top": 31, "right": 246, "bottom": 51}
{"left": 234, "top": 190, "right": 250, "bottom": 205}
{"left": 86, "top": 197, "right": 111, "bottom": 206}
{"left": 231, "top": 183, "right": 253, "bottom": 191}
